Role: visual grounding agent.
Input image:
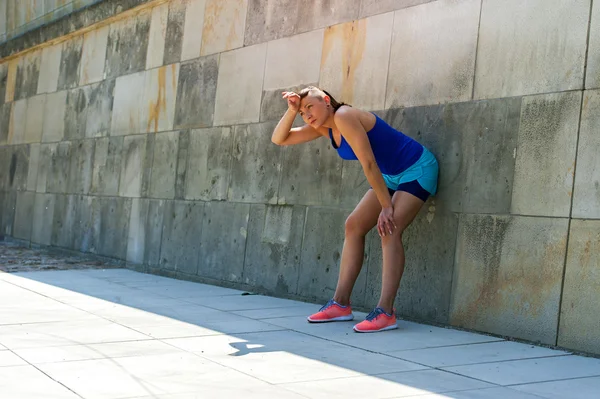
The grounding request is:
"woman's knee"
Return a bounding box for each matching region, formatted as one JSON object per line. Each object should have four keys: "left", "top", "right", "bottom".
{"left": 344, "top": 213, "right": 370, "bottom": 237}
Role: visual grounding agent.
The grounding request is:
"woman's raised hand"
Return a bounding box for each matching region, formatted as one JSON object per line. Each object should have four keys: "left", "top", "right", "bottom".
{"left": 282, "top": 91, "right": 300, "bottom": 113}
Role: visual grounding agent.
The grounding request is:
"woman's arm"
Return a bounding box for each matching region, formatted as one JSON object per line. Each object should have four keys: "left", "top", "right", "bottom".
{"left": 272, "top": 92, "right": 322, "bottom": 146}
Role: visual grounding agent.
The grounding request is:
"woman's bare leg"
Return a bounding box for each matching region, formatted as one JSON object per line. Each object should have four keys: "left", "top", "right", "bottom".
{"left": 332, "top": 189, "right": 381, "bottom": 306}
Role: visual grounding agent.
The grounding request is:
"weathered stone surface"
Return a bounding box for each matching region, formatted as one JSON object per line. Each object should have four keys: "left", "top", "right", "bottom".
{"left": 26, "top": 143, "right": 40, "bottom": 191}
{"left": 297, "top": 207, "right": 367, "bottom": 302}
{"left": 36, "top": 44, "right": 61, "bottom": 94}
{"left": 573, "top": 89, "right": 600, "bottom": 219}
{"left": 475, "top": 0, "right": 589, "bottom": 99}
{"left": 15, "top": 50, "right": 41, "bottom": 100}
{"left": 197, "top": 201, "right": 250, "bottom": 282}
{"left": 31, "top": 193, "right": 55, "bottom": 245}
{"left": 180, "top": 0, "right": 206, "bottom": 61}
{"left": 163, "top": 0, "right": 185, "bottom": 65}
{"left": 24, "top": 94, "right": 45, "bottom": 144}
{"left": 587, "top": 0, "right": 600, "bottom": 89}
{"left": 382, "top": 97, "right": 522, "bottom": 213}
{"left": 320, "top": 13, "right": 393, "bottom": 111}
{"left": 260, "top": 83, "right": 312, "bottom": 123}
{"left": 339, "top": 160, "right": 370, "bottom": 210}
{"left": 57, "top": 36, "right": 83, "bottom": 90}
{"left": 174, "top": 129, "right": 189, "bottom": 200}
{"left": 511, "top": 92, "right": 581, "bottom": 217}
{"left": 13, "top": 191, "right": 35, "bottom": 240}
{"left": 386, "top": 0, "right": 480, "bottom": 108}
{"left": 174, "top": 55, "right": 218, "bottom": 129}
{"left": 0, "top": 103, "right": 10, "bottom": 145}
{"left": 366, "top": 205, "right": 459, "bottom": 323}
{"left": 200, "top": 0, "right": 247, "bottom": 56}
{"left": 127, "top": 198, "right": 165, "bottom": 266}
{"left": 46, "top": 142, "right": 71, "bottom": 193}
{"left": 86, "top": 79, "right": 115, "bottom": 138}
{"left": 0, "top": 191, "right": 16, "bottom": 236}
{"left": 558, "top": 219, "right": 600, "bottom": 354}
{"left": 42, "top": 90, "right": 66, "bottom": 143}
{"left": 105, "top": 11, "right": 151, "bottom": 79}
{"left": 6, "top": 145, "right": 29, "bottom": 191}
{"left": 229, "top": 123, "right": 281, "bottom": 203}
{"left": 64, "top": 86, "right": 90, "bottom": 140}
{"left": 141, "top": 63, "right": 179, "bottom": 134}
{"left": 243, "top": 204, "right": 306, "bottom": 295}
{"left": 296, "top": 0, "right": 359, "bottom": 34}
{"left": 111, "top": 71, "right": 144, "bottom": 136}
{"left": 119, "top": 134, "right": 152, "bottom": 198}
{"left": 91, "top": 196, "right": 132, "bottom": 259}
{"left": 278, "top": 137, "right": 343, "bottom": 206}
{"left": 0, "top": 147, "right": 8, "bottom": 191}
{"left": 67, "top": 139, "right": 95, "bottom": 195}
{"left": 91, "top": 136, "right": 122, "bottom": 196}
{"left": 146, "top": 2, "right": 168, "bottom": 69}
{"left": 359, "top": 0, "right": 435, "bottom": 19}
{"left": 264, "top": 29, "right": 323, "bottom": 91}
{"left": 450, "top": 214, "right": 568, "bottom": 345}
{"left": 79, "top": 25, "right": 109, "bottom": 86}
{"left": 51, "top": 194, "right": 74, "bottom": 249}
{"left": 36, "top": 143, "right": 55, "bottom": 193}
{"left": 149, "top": 130, "right": 179, "bottom": 199}
{"left": 0, "top": 63, "right": 8, "bottom": 104}
{"left": 4, "top": 59, "right": 17, "bottom": 103}
{"left": 8, "top": 98, "right": 26, "bottom": 144}
{"left": 244, "top": 0, "right": 299, "bottom": 46}
{"left": 160, "top": 200, "right": 204, "bottom": 274}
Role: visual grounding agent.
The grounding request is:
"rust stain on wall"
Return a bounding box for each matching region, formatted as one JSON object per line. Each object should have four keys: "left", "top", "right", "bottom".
{"left": 202, "top": 0, "right": 225, "bottom": 54}
{"left": 147, "top": 66, "right": 167, "bottom": 133}
{"left": 4, "top": 59, "right": 18, "bottom": 103}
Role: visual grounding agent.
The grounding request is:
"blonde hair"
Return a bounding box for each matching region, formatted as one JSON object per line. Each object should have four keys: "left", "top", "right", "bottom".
{"left": 298, "top": 86, "right": 349, "bottom": 111}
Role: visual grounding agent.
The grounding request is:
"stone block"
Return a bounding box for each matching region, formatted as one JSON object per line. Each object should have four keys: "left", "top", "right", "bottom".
{"left": 13, "top": 191, "right": 35, "bottom": 240}
{"left": 264, "top": 29, "right": 323, "bottom": 91}
{"left": 7, "top": 145, "right": 29, "bottom": 191}
{"left": 381, "top": 97, "right": 522, "bottom": 213}
{"left": 587, "top": 0, "right": 600, "bottom": 89}
{"left": 37, "top": 43, "right": 61, "bottom": 94}
{"left": 9, "top": 98, "right": 26, "bottom": 144}
{"left": 67, "top": 139, "right": 95, "bottom": 195}
{"left": 105, "top": 11, "right": 151, "bottom": 79}
{"left": 365, "top": 205, "right": 459, "bottom": 323}
{"left": 127, "top": 198, "right": 165, "bottom": 266}
{"left": 149, "top": 130, "right": 179, "bottom": 199}
{"left": 119, "top": 134, "right": 152, "bottom": 198}
{"left": 31, "top": 193, "right": 55, "bottom": 245}
{"left": 386, "top": 0, "right": 480, "bottom": 108}
{"left": 181, "top": 0, "right": 206, "bottom": 61}
{"left": 358, "top": 0, "right": 435, "bottom": 19}
{"left": 163, "top": 0, "right": 186, "bottom": 65}
{"left": 46, "top": 142, "right": 71, "bottom": 193}
{"left": 174, "top": 129, "right": 189, "bottom": 199}
{"left": 146, "top": 2, "right": 168, "bottom": 69}
{"left": 64, "top": 86, "right": 90, "bottom": 140}
{"left": 449, "top": 214, "right": 568, "bottom": 345}
{"left": 86, "top": 79, "right": 115, "bottom": 138}
{"left": 174, "top": 56, "right": 219, "bottom": 129}
{"left": 244, "top": 0, "right": 299, "bottom": 46}
{"left": 0, "top": 103, "right": 10, "bottom": 145}
{"left": 184, "top": 127, "right": 231, "bottom": 200}
{"left": 243, "top": 204, "right": 306, "bottom": 295}
{"left": 4, "top": 59, "right": 17, "bottom": 103}
{"left": 213, "top": 42, "right": 267, "bottom": 125}
{"left": 141, "top": 64, "right": 179, "bottom": 134}
{"left": 79, "top": 25, "right": 109, "bottom": 85}
{"left": 160, "top": 200, "right": 204, "bottom": 274}
{"left": 15, "top": 50, "right": 41, "bottom": 100}
{"left": 339, "top": 160, "right": 371, "bottom": 210}
{"left": 511, "top": 92, "right": 581, "bottom": 217}
{"left": 320, "top": 13, "right": 393, "bottom": 111}
{"left": 42, "top": 90, "right": 66, "bottom": 143}
{"left": 57, "top": 37, "right": 82, "bottom": 91}
{"left": 573, "top": 89, "right": 600, "bottom": 218}
{"left": 278, "top": 137, "right": 343, "bottom": 206}
{"left": 111, "top": 71, "right": 144, "bottom": 136}
{"left": 297, "top": 207, "right": 366, "bottom": 302}
{"left": 24, "top": 94, "right": 45, "bottom": 144}
{"left": 200, "top": 0, "right": 247, "bottom": 56}
{"left": 260, "top": 83, "right": 313, "bottom": 123}
{"left": 91, "top": 136, "right": 123, "bottom": 196}
{"left": 475, "top": 0, "right": 589, "bottom": 99}
{"left": 296, "top": 0, "right": 359, "bottom": 34}
{"left": 0, "top": 63, "right": 7, "bottom": 105}
{"left": 51, "top": 194, "right": 73, "bottom": 248}
{"left": 91, "top": 196, "right": 132, "bottom": 259}
{"left": 26, "top": 143, "right": 40, "bottom": 191}
{"left": 1, "top": 191, "right": 16, "bottom": 237}
{"left": 558, "top": 219, "right": 600, "bottom": 354}
{"left": 36, "top": 143, "right": 55, "bottom": 193}
{"left": 229, "top": 123, "right": 282, "bottom": 203}
{"left": 197, "top": 201, "right": 250, "bottom": 282}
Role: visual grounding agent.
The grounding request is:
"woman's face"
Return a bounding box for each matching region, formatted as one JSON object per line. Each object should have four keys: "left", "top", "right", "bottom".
{"left": 299, "top": 93, "right": 330, "bottom": 128}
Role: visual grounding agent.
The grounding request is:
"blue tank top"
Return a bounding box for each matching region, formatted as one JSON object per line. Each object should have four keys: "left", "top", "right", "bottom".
{"left": 329, "top": 113, "right": 423, "bottom": 176}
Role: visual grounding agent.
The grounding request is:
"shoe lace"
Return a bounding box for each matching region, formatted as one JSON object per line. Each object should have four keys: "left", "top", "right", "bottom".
{"left": 365, "top": 307, "right": 386, "bottom": 321}
{"left": 319, "top": 299, "right": 336, "bottom": 312}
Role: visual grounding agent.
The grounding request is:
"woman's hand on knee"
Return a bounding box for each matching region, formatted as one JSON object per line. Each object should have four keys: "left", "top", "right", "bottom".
{"left": 378, "top": 206, "right": 396, "bottom": 237}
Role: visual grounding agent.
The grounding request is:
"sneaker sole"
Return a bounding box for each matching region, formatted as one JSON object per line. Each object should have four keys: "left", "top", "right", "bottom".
{"left": 307, "top": 315, "right": 354, "bottom": 323}
{"left": 353, "top": 323, "right": 398, "bottom": 333}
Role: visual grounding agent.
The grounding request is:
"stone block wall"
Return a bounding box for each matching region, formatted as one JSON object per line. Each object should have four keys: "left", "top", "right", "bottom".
{"left": 0, "top": 0, "right": 599, "bottom": 355}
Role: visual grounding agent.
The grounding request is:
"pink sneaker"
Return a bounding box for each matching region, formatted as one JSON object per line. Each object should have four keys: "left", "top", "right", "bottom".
{"left": 353, "top": 307, "right": 398, "bottom": 333}
{"left": 307, "top": 299, "right": 354, "bottom": 323}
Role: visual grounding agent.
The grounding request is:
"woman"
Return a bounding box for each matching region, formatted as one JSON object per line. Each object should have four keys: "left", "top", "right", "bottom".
{"left": 271, "top": 86, "right": 438, "bottom": 333}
